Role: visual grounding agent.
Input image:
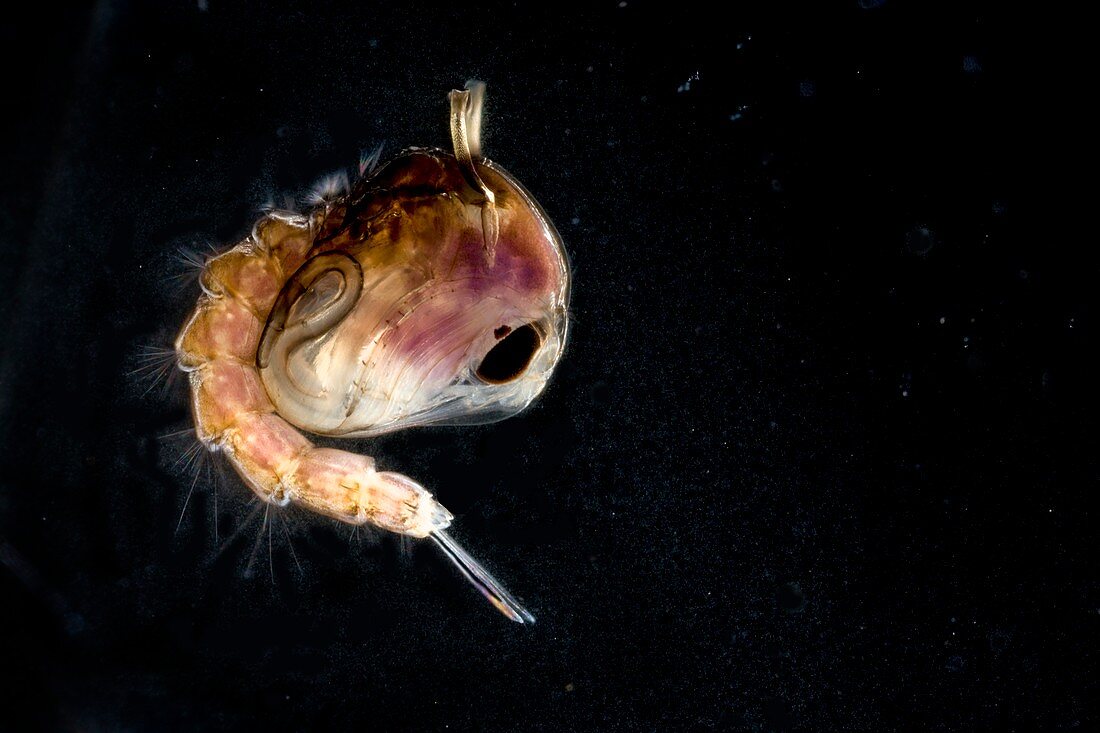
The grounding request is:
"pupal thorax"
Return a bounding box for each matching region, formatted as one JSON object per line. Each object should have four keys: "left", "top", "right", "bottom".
{"left": 256, "top": 82, "right": 570, "bottom": 438}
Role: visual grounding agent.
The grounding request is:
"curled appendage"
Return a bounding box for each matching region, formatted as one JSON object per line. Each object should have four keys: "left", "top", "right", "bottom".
{"left": 449, "top": 80, "right": 499, "bottom": 258}
{"left": 257, "top": 251, "right": 363, "bottom": 369}
{"left": 431, "top": 530, "right": 536, "bottom": 624}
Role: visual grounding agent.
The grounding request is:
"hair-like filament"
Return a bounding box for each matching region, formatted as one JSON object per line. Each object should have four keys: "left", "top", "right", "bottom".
{"left": 430, "top": 530, "right": 535, "bottom": 625}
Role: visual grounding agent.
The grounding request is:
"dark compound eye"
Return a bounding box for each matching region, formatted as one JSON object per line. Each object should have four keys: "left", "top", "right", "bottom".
{"left": 476, "top": 323, "right": 541, "bottom": 384}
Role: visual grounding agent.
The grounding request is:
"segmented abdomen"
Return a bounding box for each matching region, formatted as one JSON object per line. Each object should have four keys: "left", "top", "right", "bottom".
{"left": 174, "top": 214, "right": 451, "bottom": 537}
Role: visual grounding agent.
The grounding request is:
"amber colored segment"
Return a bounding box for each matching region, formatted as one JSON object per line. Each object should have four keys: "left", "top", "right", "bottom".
{"left": 254, "top": 215, "right": 312, "bottom": 276}
{"left": 369, "top": 472, "right": 449, "bottom": 538}
{"left": 222, "top": 412, "right": 311, "bottom": 494}
{"left": 200, "top": 246, "right": 282, "bottom": 317}
{"left": 176, "top": 297, "right": 262, "bottom": 368}
{"left": 280, "top": 447, "right": 449, "bottom": 535}
{"left": 190, "top": 360, "right": 274, "bottom": 442}
{"left": 289, "top": 447, "right": 378, "bottom": 523}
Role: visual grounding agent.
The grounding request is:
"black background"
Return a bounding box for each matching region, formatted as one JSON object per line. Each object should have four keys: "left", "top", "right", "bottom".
{"left": 0, "top": 1, "right": 1094, "bottom": 730}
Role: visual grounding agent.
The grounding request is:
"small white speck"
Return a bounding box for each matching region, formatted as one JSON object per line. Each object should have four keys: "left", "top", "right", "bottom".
{"left": 939, "top": 317, "right": 946, "bottom": 324}
{"left": 570, "top": 217, "right": 580, "bottom": 225}
{"left": 678, "top": 70, "right": 701, "bottom": 93}
{"left": 901, "top": 390, "right": 909, "bottom": 397}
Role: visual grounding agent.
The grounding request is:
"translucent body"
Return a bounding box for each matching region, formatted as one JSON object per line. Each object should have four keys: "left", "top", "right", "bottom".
{"left": 174, "top": 84, "right": 569, "bottom": 622}
{"left": 258, "top": 152, "right": 569, "bottom": 436}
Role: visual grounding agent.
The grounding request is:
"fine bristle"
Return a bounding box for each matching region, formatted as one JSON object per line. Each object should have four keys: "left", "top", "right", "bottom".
{"left": 358, "top": 143, "right": 384, "bottom": 177}
{"left": 305, "top": 171, "right": 350, "bottom": 206}
{"left": 127, "top": 342, "right": 182, "bottom": 398}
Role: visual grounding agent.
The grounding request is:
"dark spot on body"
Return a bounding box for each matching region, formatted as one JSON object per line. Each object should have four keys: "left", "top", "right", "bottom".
{"left": 477, "top": 323, "right": 541, "bottom": 383}
{"left": 494, "top": 325, "right": 512, "bottom": 339}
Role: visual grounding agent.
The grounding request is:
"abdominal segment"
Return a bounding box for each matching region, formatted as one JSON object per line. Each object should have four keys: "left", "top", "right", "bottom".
{"left": 174, "top": 214, "right": 451, "bottom": 538}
